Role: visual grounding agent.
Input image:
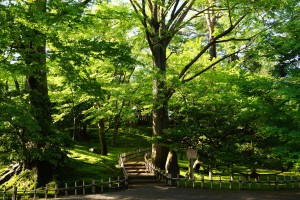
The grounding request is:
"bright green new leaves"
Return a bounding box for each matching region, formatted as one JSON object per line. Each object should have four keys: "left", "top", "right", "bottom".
{"left": 160, "top": 67, "right": 300, "bottom": 172}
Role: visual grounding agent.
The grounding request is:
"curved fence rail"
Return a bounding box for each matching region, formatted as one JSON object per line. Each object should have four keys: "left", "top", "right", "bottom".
{"left": 145, "top": 158, "right": 300, "bottom": 191}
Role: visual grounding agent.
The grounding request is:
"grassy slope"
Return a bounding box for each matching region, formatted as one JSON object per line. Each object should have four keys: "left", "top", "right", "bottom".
{"left": 53, "top": 126, "right": 152, "bottom": 183}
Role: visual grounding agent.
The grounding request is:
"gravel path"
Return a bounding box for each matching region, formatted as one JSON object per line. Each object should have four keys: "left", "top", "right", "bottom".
{"left": 56, "top": 183, "right": 300, "bottom": 200}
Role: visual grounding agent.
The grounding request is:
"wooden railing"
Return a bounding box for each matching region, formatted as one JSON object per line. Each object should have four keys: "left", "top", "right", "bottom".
{"left": 145, "top": 158, "right": 300, "bottom": 190}
{"left": 118, "top": 148, "right": 151, "bottom": 179}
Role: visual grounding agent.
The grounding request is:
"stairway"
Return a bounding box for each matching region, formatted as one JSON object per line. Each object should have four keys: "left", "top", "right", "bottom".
{"left": 124, "top": 158, "right": 157, "bottom": 186}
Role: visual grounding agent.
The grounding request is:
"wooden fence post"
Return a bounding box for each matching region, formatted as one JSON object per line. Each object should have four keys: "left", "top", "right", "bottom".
{"left": 101, "top": 179, "right": 103, "bottom": 193}
{"left": 92, "top": 180, "right": 96, "bottom": 194}
{"left": 219, "top": 176, "right": 222, "bottom": 189}
{"left": 75, "top": 181, "right": 77, "bottom": 196}
{"left": 267, "top": 175, "right": 270, "bottom": 189}
{"left": 117, "top": 176, "right": 120, "bottom": 190}
{"left": 109, "top": 177, "right": 112, "bottom": 191}
{"left": 284, "top": 176, "right": 287, "bottom": 189}
{"left": 238, "top": 176, "right": 242, "bottom": 190}
{"left": 248, "top": 175, "right": 251, "bottom": 190}
{"left": 65, "top": 183, "right": 68, "bottom": 197}
{"left": 45, "top": 185, "right": 48, "bottom": 199}
{"left": 125, "top": 176, "right": 128, "bottom": 189}
{"left": 158, "top": 169, "right": 161, "bottom": 180}
{"left": 256, "top": 175, "right": 260, "bottom": 190}
{"left": 165, "top": 173, "right": 168, "bottom": 184}
{"left": 275, "top": 176, "right": 279, "bottom": 190}
{"left": 201, "top": 175, "right": 204, "bottom": 189}
{"left": 177, "top": 174, "right": 180, "bottom": 187}
{"left": 229, "top": 176, "right": 233, "bottom": 189}
{"left": 82, "top": 180, "right": 85, "bottom": 195}
{"left": 192, "top": 177, "right": 195, "bottom": 188}
{"left": 54, "top": 184, "right": 58, "bottom": 198}
{"left": 33, "top": 186, "right": 37, "bottom": 200}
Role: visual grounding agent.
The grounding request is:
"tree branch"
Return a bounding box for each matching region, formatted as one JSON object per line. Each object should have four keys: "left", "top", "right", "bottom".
{"left": 182, "top": 45, "right": 250, "bottom": 83}
{"left": 215, "top": 37, "right": 251, "bottom": 43}
{"left": 178, "top": 14, "right": 247, "bottom": 79}
{"left": 226, "top": 0, "right": 232, "bottom": 26}
{"left": 167, "top": 1, "right": 188, "bottom": 30}
{"left": 167, "top": 0, "right": 195, "bottom": 43}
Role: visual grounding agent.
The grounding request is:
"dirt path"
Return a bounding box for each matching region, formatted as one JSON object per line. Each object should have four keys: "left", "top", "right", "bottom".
{"left": 56, "top": 184, "right": 300, "bottom": 200}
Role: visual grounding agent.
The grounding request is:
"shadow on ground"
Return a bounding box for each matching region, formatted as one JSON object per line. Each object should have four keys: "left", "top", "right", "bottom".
{"left": 57, "top": 184, "right": 300, "bottom": 200}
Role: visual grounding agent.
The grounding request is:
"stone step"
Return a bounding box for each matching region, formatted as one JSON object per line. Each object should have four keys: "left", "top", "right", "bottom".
{"left": 127, "top": 172, "right": 154, "bottom": 176}
{"left": 126, "top": 169, "right": 147, "bottom": 173}
{"left": 123, "top": 157, "right": 160, "bottom": 186}
{"left": 124, "top": 162, "right": 145, "bottom": 167}
{"left": 125, "top": 165, "right": 146, "bottom": 169}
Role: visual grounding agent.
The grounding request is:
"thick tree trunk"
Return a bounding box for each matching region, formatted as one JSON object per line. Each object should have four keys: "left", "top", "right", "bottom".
{"left": 21, "top": 0, "right": 52, "bottom": 185}
{"left": 98, "top": 118, "right": 107, "bottom": 156}
{"left": 151, "top": 42, "right": 170, "bottom": 169}
{"left": 27, "top": 46, "right": 51, "bottom": 136}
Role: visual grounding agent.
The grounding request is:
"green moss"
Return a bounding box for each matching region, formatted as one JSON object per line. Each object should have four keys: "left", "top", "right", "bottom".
{"left": 1, "top": 170, "right": 37, "bottom": 190}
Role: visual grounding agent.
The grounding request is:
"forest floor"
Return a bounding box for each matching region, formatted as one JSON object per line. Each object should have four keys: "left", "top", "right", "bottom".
{"left": 55, "top": 183, "right": 300, "bottom": 200}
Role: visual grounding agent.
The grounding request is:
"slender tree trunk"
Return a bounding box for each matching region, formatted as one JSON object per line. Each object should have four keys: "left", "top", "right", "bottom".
{"left": 112, "top": 114, "right": 120, "bottom": 147}
{"left": 206, "top": 0, "right": 217, "bottom": 60}
{"left": 81, "top": 123, "right": 87, "bottom": 140}
{"left": 73, "top": 115, "right": 78, "bottom": 140}
{"left": 98, "top": 118, "right": 107, "bottom": 156}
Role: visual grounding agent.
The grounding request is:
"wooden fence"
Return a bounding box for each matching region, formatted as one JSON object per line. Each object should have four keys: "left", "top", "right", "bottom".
{"left": 0, "top": 148, "right": 151, "bottom": 200}
{"left": 0, "top": 177, "right": 127, "bottom": 200}
{"left": 145, "top": 158, "right": 300, "bottom": 191}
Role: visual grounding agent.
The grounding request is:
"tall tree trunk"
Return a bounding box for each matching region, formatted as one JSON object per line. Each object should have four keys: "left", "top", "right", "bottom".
{"left": 151, "top": 42, "right": 170, "bottom": 169}
{"left": 26, "top": 0, "right": 51, "bottom": 136}
{"left": 23, "top": 0, "right": 52, "bottom": 185}
{"left": 112, "top": 114, "right": 120, "bottom": 147}
{"left": 98, "top": 118, "right": 107, "bottom": 155}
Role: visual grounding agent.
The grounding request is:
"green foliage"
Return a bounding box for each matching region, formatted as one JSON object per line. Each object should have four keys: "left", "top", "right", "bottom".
{"left": 160, "top": 67, "right": 300, "bottom": 173}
